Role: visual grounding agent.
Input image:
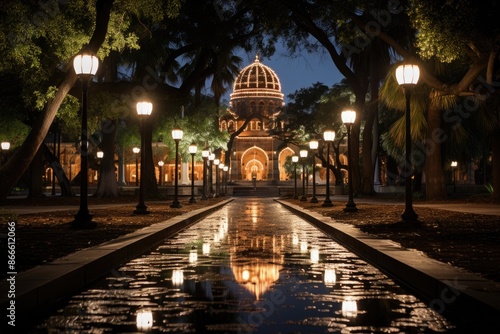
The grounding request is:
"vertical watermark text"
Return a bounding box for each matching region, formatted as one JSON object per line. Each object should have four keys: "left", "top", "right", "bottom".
{"left": 6, "top": 221, "right": 17, "bottom": 327}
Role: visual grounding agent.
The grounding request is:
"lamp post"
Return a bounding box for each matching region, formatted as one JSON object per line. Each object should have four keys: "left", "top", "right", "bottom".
{"left": 0, "top": 141, "right": 10, "bottom": 168}
{"left": 300, "top": 149, "right": 308, "bottom": 201}
{"left": 134, "top": 101, "right": 152, "bottom": 214}
{"left": 171, "top": 127, "right": 183, "bottom": 208}
{"left": 223, "top": 165, "right": 229, "bottom": 195}
{"left": 208, "top": 153, "right": 215, "bottom": 197}
{"left": 133, "top": 147, "right": 140, "bottom": 186}
{"left": 309, "top": 139, "right": 318, "bottom": 203}
{"left": 451, "top": 161, "right": 458, "bottom": 194}
{"left": 72, "top": 53, "right": 99, "bottom": 227}
{"left": 158, "top": 161, "right": 164, "bottom": 186}
{"left": 396, "top": 63, "right": 420, "bottom": 223}
{"left": 342, "top": 109, "right": 358, "bottom": 212}
{"left": 322, "top": 130, "right": 335, "bottom": 207}
{"left": 96, "top": 150, "right": 103, "bottom": 186}
{"left": 188, "top": 142, "right": 197, "bottom": 203}
{"left": 292, "top": 155, "right": 299, "bottom": 199}
{"left": 214, "top": 158, "right": 220, "bottom": 197}
{"left": 201, "top": 147, "right": 209, "bottom": 200}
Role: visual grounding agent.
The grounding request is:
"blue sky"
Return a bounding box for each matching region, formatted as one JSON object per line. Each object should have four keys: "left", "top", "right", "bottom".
{"left": 221, "top": 48, "right": 345, "bottom": 104}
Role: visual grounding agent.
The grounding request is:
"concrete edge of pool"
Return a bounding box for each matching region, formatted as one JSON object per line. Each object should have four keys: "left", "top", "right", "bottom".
{"left": 274, "top": 199, "right": 500, "bottom": 329}
{"left": 0, "top": 198, "right": 234, "bottom": 323}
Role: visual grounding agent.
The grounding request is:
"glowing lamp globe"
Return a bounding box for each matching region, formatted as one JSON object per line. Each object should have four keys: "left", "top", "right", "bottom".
{"left": 341, "top": 110, "right": 356, "bottom": 124}
{"left": 323, "top": 130, "right": 335, "bottom": 142}
{"left": 396, "top": 64, "right": 420, "bottom": 86}
{"left": 172, "top": 128, "right": 183, "bottom": 141}
{"left": 136, "top": 101, "right": 153, "bottom": 116}
{"left": 73, "top": 54, "right": 99, "bottom": 76}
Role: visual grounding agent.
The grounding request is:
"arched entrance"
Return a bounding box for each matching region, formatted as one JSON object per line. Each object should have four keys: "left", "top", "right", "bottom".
{"left": 241, "top": 146, "right": 268, "bottom": 180}
{"left": 278, "top": 147, "right": 295, "bottom": 181}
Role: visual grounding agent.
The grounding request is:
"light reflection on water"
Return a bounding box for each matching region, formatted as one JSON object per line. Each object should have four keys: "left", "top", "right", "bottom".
{"left": 36, "top": 199, "right": 457, "bottom": 333}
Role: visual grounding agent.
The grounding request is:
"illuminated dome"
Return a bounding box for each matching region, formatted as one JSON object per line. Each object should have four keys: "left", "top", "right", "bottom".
{"left": 231, "top": 54, "right": 284, "bottom": 100}
{"left": 229, "top": 54, "right": 284, "bottom": 117}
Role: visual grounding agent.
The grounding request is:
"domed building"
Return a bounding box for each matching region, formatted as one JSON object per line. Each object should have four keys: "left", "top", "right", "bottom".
{"left": 220, "top": 54, "right": 295, "bottom": 182}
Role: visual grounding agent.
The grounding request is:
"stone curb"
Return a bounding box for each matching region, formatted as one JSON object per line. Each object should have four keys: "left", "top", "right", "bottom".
{"left": 1, "top": 198, "right": 233, "bottom": 324}
{"left": 275, "top": 199, "right": 500, "bottom": 330}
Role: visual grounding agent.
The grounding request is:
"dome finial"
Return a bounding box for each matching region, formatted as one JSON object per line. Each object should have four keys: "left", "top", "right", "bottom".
{"left": 255, "top": 52, "right": 260, "bottom": 62}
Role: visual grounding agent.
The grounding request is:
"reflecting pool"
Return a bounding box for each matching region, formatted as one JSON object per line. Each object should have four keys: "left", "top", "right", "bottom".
{"left": 34, "top": 198, "right": 458, "bottom": 333}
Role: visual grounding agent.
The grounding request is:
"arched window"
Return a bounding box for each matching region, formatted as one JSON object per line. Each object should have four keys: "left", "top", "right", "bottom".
{"left": 258, "top": 101, "right": 265, "bottom": 113}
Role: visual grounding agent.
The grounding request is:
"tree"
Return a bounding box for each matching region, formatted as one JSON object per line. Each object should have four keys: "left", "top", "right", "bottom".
{"left": 0, "top": 0, "right": 264, "bottom": 200}
{"left": 0, "top": 0, "right": 116, "bottom": 201}
{"left": 365, "top": 0, "right": 500, "bottom": 200}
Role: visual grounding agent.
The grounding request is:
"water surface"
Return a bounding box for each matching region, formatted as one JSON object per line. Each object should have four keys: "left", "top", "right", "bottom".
{"left": 36, "top": 198, "right": 456, "bottom": 333}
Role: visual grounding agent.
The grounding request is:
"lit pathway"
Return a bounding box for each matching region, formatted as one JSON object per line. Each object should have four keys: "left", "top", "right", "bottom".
{"left": 34, "top": 198, "right": 457, "bottom": 333}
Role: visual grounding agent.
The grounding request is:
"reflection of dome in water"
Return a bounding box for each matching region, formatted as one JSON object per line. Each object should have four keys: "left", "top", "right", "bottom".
{"left": 230, "top": 53, "right": 284, "bottom": 105}
{"left": 232, "top": 260, "right": 282, "bottom": 300}
{"left": 230, "top": 234, "right": 284, "bottom": 300}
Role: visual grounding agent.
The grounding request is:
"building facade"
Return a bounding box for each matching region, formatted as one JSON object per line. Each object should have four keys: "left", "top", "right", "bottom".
{"left": 220, "top": 54, "right": 295, "bottom": 182}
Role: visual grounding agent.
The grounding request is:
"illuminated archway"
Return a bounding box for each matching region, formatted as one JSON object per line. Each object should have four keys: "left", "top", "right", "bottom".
{"left": 278, "top": 147, "right": 295, "bottom": 181}
{"left": 241, "top": 146, "right": 268, "bottom": 180}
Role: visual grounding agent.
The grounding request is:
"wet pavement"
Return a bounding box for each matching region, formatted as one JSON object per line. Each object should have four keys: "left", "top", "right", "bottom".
{"left": 31, "top": 198, "right": 458, "bottom": 333}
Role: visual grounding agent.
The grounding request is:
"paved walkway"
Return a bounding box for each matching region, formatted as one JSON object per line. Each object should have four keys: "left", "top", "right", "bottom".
{"left": 414, "top": 203, "right": 500, "bottom": 216}
{"left": 329, "top": 195, "right": 500, "bottom": 216}
{"left": 3, "top": 196, "right": 500, "bottom": 216}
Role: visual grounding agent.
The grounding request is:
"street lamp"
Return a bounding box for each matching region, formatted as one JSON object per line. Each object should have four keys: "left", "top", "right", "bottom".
{"left": 171, "top": 127, "right": 183, "bottom": 208}
{"left": 300, "top": 149, "right": 308, "bottom": 201}
{"left": 451, "top": 161, "right": 458, "bottom": 194}
{"left": 134, "top": 101, "right": 152, "bottom": 214}
{"left": 223, "top": 165, "right": 229, "bottom": 195}
{"left": 188, "top": 142, "right": 197, "bottom": 203}
{"left": 292, "top": 155, "right": 299, "bottom": 199}
{"left": 214, "top": 158, "right": 220, "bottom": 197}
{"left": 341, "top": 109, "right": 358, "bottom": 212}
{"left": 309, "top": 139, "right": 319, "bottom": 203}
{"left": 158, "top": 161, "right": 164, "bottom": 186}
{"left": 322, "top": 130, "right": 335, "bottom": 207}
{"left": 201, "top": 147, "right": 210, "bottom": 200}
{"left": 208, "top": 152, "right": 215, "bottom": 197}
{"left": 72, "top": 53, "right": 99, "bottom": 228}
{"left": 0, "top": 141, "right": 10, "bottom": 168}
{"left": 133, "top": 147, "right": 140, "bottom": 186}
{"left": 396, "top": 63, "right": 420, "bottom": 223}
{"left": 96, "top": 151, "right": 103, "bottom": 186}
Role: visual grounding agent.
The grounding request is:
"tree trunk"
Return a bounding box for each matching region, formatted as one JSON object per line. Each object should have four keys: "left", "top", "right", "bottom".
{"left": 144, "top": 117, "right": 161, "bottom": 199}
{"left": 0, "top": 0, "right": 114, "bottom": 201}
{"left": 94, "top": 119, "right": 118, "bottom": 197}
{"left": 361, "top": 52, "right": 380, "bottom": 195}
{"left": 491, "top": 129, "right": 500, "bottom": 202}
{"left": 424, "top": 97, "right": 447, "bottom": 200}
{"left": 350, "top": 98, "right": 364, "bottom": 195}
{"left": 332, "top": 139, "right": 346, "bottom": 186}
{"left": 361, "top": 101, "right": 377, "bottom": 195}
{"left": 43, "top": 143, "right": 74, "bottom": 196}
{"left": 28, "top": 147, "right": 44, "bottom": 198}
{"left": 225, "top": 112, "right": 257, "bottom": 166}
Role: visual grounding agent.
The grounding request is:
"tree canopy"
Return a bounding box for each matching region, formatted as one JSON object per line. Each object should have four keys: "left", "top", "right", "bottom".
{"left": 0, "top": 0, "right": 499, "bottom": 201}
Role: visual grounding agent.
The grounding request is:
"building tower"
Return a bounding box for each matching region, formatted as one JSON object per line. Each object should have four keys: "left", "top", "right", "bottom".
{"left": 220, "top": 53, "right": 293, "bottom": 182}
